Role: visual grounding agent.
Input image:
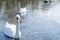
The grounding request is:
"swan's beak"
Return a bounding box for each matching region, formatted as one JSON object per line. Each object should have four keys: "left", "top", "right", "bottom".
{"left": 16, "top": 15, "right": 21, "bottom": 23}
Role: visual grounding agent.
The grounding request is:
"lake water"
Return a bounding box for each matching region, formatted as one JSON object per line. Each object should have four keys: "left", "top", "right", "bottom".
{"left": 0, "top": 0, "right": 60, "bottom": 40}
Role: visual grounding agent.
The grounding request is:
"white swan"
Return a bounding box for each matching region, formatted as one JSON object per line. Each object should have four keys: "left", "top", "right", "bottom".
{"left": 4, "top": 15, "right": 21, "bottom": 40}
{"left": 0, "top": 1, "right": 26, "bottom": 40}
{"left": 16, "top": 2, "right": 26, "bottom": 16}
{"left": 20, "top": 7, "right": 26, "bottom": 16}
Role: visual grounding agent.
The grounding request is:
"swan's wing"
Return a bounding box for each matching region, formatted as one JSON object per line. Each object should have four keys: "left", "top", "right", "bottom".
{"left": 4, "top": 23, "right": 16, "bottom": 37}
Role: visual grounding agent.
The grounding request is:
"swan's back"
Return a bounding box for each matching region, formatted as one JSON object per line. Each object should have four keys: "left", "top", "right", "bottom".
{"left": 4, "top": 22, "right": 16, "bottom": 37}
{"left": 21, "top": 7, "right": 26, "bottom": 16}
{"left": 4, "top": 21, "right": 21, "bottom": 38}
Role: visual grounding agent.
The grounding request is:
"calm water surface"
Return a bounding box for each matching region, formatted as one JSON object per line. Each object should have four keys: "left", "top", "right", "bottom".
{"left": 0, "top": 0, "right": 60, "bottom": 40}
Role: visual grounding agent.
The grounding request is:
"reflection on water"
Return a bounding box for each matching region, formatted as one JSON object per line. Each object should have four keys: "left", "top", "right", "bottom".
{"left": 1, "top": 0, "right": 60, "bottom": 40}
{"left": 0, "top": 1, "right": 6, "bottom": 20}
{"left": 0, "top": 0, "right": 56, "bottom": 22}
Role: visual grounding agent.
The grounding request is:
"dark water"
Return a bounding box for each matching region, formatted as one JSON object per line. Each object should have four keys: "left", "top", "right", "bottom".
{"left": 1, "top": 0, "right": 60, "bottom": 40}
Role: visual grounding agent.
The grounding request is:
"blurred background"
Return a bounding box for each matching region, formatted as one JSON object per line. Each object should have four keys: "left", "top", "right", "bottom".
{"left": 0, "top": 0, "right": 60, "bottom": 40}
{"left": 0, "top": 0, "right": 57, "bottom": 23}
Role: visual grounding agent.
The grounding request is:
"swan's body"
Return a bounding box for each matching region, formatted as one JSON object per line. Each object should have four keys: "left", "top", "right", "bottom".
{"left": 4, "top": 22, "right": 17, "bottom": 38}
{"left": 4, "top": 22, "right": 16, "bottom": 37}
{"left": 0, "top": 20, "right": 21, "bottom": 38}
{"left": 16, "top": 2, "right": 26, "bottom": 16}
{"left": 4, "top": 15, "right": 21, "bottom": 39}
{"left": 20, "top": 7, "right": 26, "bottom": 16}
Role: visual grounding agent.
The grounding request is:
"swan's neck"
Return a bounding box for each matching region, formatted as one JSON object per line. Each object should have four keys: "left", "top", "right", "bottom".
{"left": 15, "top": 22, "right": 20, "bottom": 38}
{"left": 15, "top": 16, "right": 21, "bottom": 38}
{"left": 16, "top": 22, "right": 20, "bottom": 31}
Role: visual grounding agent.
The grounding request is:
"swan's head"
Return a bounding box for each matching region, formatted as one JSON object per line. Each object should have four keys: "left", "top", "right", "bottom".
{"left": 16, "top": 15, "right": 21, "bottom": 23}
